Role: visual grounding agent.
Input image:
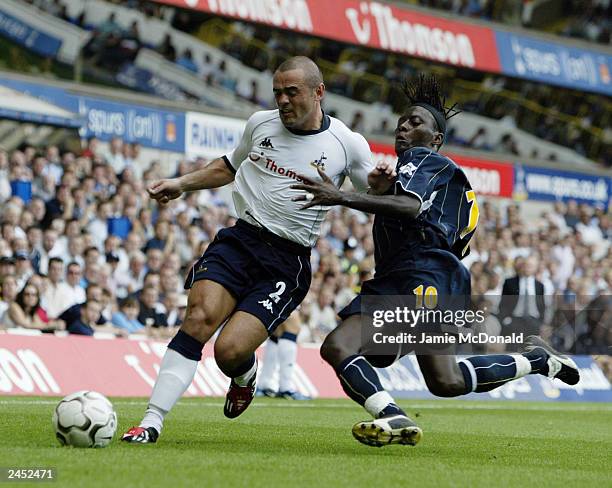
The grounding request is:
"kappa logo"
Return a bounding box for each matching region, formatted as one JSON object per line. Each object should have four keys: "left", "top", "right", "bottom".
{"left": 258, "top": 299, "right": 274, "bottom": 313}
{"left": 259, "top": 137, "right": 274, "bottom": 149}
{"left": 310, "top": 152, "right": 327, "bottom": 171}
{"left": 399, "top": 162, "right": 418, "bottom": 177}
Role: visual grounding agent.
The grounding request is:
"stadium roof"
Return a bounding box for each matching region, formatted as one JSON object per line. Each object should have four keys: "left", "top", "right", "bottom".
{"left": 0, "top": 85, "right": 82, "bottom": 129}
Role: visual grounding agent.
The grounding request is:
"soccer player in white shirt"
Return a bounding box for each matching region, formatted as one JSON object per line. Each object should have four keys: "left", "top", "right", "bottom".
{"left": 123, "top": 56, "right": 373, "bottom": 443}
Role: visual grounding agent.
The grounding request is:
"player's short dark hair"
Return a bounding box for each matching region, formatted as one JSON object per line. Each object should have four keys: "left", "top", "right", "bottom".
{"left": 401, "top": 74, "right": 459, "bottom": 134}
{"left": 275, "top": 56, "right": 323, "bottom": 89}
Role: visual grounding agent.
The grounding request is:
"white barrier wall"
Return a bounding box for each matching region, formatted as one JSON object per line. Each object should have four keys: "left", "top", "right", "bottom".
{"left": 1, "top": 0, "right": 91, "bottom": 63}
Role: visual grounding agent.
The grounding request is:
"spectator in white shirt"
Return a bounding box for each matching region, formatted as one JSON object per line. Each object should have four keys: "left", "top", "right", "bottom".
{"left": 576, "top": 209, "right": 608, "bottom": 259}
{"left": 13, "top": 251, "right": 33, "bottom": 291}
{"left": 0, "top": 274, "right": 19, "bottom": 324}
{"left": 126, "top": 251, "right": 147, "bottom": 294}
{"left": 65, "top": 261, "right": 86, "bottom": 306}
{"left": 63, "top": 235, "right": 85, "bottom": 268}
{"left": 307, "top": 287, "right": 338, "bottom": 342}
{"left": 86, "top": 200, "right": 112, "bottom": 250}
{"left": 41, "top": 257, "right": 74, "bottom": 319}
{"left": 551, "top": 235, "right": 576, "bottom": 289}
{"left": 106, "top": 252, "right": 131, "bottom": 299}
{"left": 38, "top": 228, "right": 62, "bottom": 275}
{"left": 104, "top": 137, "right": 127, "bottom": 175}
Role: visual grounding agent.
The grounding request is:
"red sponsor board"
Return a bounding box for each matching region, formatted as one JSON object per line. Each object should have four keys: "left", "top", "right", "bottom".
{"left": 2, "top": 334, "right": 609, "bottom": 402}
{"left": 0, "top": 334, "right": 343, "bottom": 398}
{"left": 155, "top": 0, "right": 500, "bottom": 72}
{"left": 369, "top": 142, "right": 514, "bottom": 197}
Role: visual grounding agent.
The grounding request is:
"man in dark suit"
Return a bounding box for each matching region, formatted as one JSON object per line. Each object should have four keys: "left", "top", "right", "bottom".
{"left": 499, "top": 256, "right": 546, "bottom": 336}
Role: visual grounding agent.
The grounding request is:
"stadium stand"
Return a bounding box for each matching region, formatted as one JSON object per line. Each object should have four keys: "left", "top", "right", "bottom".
{"left": 0, "top": 140, "right": 610, "bottom": 360}
{"left": 414, "top": 0, "right": 611, "bottom": 46}
{"left": 0, "top": 0, "right": 610, "bottom": 380}
{"left": 18, "top": 0, "right": 609, "bottom": 167}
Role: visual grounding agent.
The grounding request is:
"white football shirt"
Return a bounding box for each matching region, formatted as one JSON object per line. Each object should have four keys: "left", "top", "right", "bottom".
{"left": 225, "top": 110, "right": 373, "bottom": 247}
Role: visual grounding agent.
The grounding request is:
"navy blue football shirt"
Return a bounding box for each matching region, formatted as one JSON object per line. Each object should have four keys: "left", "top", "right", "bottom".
{"left": 373, "top": 146, "right": 479, "bottom": 275}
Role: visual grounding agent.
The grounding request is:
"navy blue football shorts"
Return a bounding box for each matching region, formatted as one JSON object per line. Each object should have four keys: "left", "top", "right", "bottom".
{"left": 185, "top": 219, "right": 311, "bottom": 334}
{"left": 338, "top": 248, "right": 471, "bottom": 320}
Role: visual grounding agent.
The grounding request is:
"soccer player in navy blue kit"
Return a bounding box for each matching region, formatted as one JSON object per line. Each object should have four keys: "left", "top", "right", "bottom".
{"left": 293, "top": 75, "right": 580, "bottom": 447}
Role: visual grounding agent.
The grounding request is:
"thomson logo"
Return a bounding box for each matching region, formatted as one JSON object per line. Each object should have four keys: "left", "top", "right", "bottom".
{"left": 462, "top": 167, "right": 501, "bottom": 196}
{"left": 205, "top": 0, "right": 313, "bottom": 32}
{"left": 345, "top": 2, "right": 475, "bottom": 67}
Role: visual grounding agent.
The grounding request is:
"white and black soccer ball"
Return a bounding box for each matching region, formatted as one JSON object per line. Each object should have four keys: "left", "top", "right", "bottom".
{"left": 52, "top": 391, "right": 117, "bottom": 448}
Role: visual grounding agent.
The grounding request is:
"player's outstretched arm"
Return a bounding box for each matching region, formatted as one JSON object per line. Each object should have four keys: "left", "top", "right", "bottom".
{"left": 147, "top": 157, "right": 235, "bottom": 204}
{"left": 292, "top": 167, "right": 420, "bottom": 219}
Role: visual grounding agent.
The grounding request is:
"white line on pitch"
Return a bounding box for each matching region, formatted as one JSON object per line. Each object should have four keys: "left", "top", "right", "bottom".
{"left": 0, "top": 400, "right": 611, "bottom": 412}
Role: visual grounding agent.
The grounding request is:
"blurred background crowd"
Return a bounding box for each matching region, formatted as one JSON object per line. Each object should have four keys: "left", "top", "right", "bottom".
{"left": 1, "top": 0, "right": 609, "bottom": 382}
{"left": 19, "top": 0, "right": 612, "bottom": 167}
{"left": 0, "top": 140, "right": 609, "bottom": 378}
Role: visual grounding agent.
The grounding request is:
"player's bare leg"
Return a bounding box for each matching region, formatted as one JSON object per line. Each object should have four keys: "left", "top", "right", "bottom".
{"left": 214, "top": 311, "right": 269, "bottom": 418}
{"left": 321, "top": 315, "right": 422, "bottom": 447}
{"left": 122, "top": 280, "right": 236, "bottom": 443}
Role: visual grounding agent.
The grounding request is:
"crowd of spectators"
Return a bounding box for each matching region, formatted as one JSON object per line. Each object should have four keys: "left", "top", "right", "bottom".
{"left": 416, "top": 0, "right": 611, "bottom": 45}
{"left": 0, "top": 141, "right": 610, "bottom": 375}
{"left": 560, "top": 0, "right": 611, "bottom": 45}
{"left": 210, "top": 22, "right": 610, "bottom": 165}
{"left": 23, "top": 0, "right": 610, "bottom": 166}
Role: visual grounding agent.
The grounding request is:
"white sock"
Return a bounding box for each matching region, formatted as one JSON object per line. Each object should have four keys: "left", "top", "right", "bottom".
{"left": 234, "top": 357, "right": 258, "bottom": 387}
{"left": 511, "top": 354, "right": 532, "bottom": 377}
{"left": 141, "top": 405, "right": 165, "bottom": 434}
{"left": 278, "top": 336, "right": 298, "bottom": 393}
{"left": 140, "top": 348, "right": 198, "bottom": 433}
{"left": 364, "top": 391, "right": 397, "bottom": 418}
{"left": 258, "top": 340, "right": 279, "bottom": 391}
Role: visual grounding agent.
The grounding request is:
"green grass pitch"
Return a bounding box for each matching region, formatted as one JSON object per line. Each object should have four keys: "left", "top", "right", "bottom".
{"left": 1, "top": 397, "right": 610, "bottom": 487}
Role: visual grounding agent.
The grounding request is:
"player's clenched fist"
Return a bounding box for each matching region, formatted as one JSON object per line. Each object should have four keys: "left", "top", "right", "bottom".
{"left": 367, "top": 160, "right": 397, "bottom": 195}
{"left": 147, "top": 178, "right": 183, "bottom": 204}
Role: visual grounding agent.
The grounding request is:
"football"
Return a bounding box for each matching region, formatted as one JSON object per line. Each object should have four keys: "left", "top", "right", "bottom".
{"left": 52, "top": 391, "right": 117, "bottom": 448}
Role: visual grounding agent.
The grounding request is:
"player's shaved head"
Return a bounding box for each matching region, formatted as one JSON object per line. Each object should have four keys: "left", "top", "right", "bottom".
{"left": 275, "top": 56, "right": 323, "bottom": 88}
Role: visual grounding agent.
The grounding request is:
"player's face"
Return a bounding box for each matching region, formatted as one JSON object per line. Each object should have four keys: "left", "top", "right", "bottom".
{"left": 394, "top": 106, "right": 443, "bottom": 156}
{"left": 273, "top": 69, "right": 323, "bottom": 130}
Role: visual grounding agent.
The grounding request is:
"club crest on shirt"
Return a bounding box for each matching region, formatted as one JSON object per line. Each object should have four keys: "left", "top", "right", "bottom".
{"left": 248, "top": 151, "right": 265, "bottom": 161}
{"left": 310, "top": 152, "right": 327, "bottom": 171}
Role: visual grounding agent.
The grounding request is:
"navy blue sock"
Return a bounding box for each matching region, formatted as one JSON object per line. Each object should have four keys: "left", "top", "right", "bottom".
{"left": 269, "top": 335, "right": 279, "bottom": 344}
{"left": 459, "top": 354, "right": 535, "bottom": 393}
{"left": 335, "top": 355, "right": 385, "bottom": 406}
{"left": 280, "top": 332, "right": 297, "bottom": 342}
{"left": 168, "top": 330, "right": 204, "bottom": 361}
